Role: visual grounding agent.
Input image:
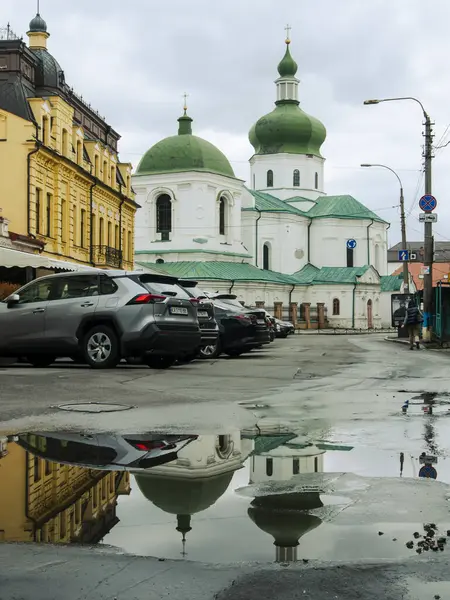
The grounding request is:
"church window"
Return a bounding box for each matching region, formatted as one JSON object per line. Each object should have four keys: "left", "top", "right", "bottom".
{"left": 263, "top": 243, "right": 270, "bottom": 270}
{"left": 156, "top": 258, "right": 165, "bottom": 264}
{"left": 219, "top": 197, "right": 226, "bottom": 235}
{"left": 266, "top": 458, "right": 273, "bottom": 476}
{"left": 293, "top": 169, "right": 300, "bottom": 187}
{"left": 315, "top": 172, "right": 319, "bottom": 189}
{"left": 314, "top": 457, "right": 319, "bottom": 472}
{"left": 156, "top": 194, "right": 172, "bottom": 235}
{"left": 332, "top": 298, "right": 340, "bottom": 315}
{"left": 293, "top": 458, "right": 299, "bottom": 475}
{"left": 347, "top": 247, "right": 354, "bottom": 267}
{"left": 267, "top": 170, "right": 273, "bottom": 187}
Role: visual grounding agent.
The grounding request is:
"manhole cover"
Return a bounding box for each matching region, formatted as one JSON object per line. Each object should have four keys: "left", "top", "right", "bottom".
{"left": 57, "top": 402, "right": 133, "bottom": 413}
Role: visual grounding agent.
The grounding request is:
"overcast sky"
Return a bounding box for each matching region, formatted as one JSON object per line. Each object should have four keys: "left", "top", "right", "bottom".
{"left": 3, "top": 0, "right": 450, "bottom": 246}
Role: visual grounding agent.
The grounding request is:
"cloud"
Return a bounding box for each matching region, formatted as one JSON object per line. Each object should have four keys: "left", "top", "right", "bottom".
{"left": 3, "top": 0, "right": 450, "bottom": 244}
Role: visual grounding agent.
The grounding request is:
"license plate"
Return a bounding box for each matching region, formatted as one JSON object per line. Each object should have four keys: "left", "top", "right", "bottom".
{"left": 257, "top": 319, "right": 266, "bottom": 324}
{"left": 197, "top": 310, "right": 208, "bottom": 318}
{"left": 170, "top": 306, "right": 188, "bottom": 315}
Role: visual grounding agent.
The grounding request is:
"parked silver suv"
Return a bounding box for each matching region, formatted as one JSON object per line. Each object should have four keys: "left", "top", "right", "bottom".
{"left": 0, "top": 270, "right": 201, "bottom": 369}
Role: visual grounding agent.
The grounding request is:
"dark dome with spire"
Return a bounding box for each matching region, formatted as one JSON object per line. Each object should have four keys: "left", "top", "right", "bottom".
{"left": 28, "top": 13, "right": 47, "bottom": 33}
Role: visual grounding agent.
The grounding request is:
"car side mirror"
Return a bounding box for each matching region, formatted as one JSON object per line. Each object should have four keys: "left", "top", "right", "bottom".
{"left": 6, "top": 293, "right": 20, "bottom": 307}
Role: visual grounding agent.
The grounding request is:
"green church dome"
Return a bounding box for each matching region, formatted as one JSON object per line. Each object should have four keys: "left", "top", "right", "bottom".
{"left": 249, "top": 40, "right": 326, "bottom": 158}
{"left": 136, "top": 112, "right": 235, "bottom": 178}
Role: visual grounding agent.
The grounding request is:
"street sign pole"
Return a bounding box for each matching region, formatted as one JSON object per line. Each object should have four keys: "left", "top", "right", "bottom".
{"left": 423, "top": 115, "right": 434, "bottom": 341}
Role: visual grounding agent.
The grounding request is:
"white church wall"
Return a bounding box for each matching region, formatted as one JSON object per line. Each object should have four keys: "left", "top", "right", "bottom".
{"left": 132, "top": 171, "right": 247, "bottom": 258}
{"left": 310, "top": 219, "right": 388, "bottom": 272}
{"left": 251, "top": 447, "right": 325, "bottom": 484}
{"left": 249, "top": 153, "right": 325, "bottom": 201}
{"left": 242, "top": 213, "right": 309, "bottom": 273}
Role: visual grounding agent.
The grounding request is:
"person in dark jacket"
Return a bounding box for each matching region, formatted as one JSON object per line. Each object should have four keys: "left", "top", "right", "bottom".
{"left": 403, "top": 299, "right": 423, "bottom": 350}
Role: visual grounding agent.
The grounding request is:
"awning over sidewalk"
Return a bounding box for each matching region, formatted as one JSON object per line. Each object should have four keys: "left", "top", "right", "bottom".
{"left": 0, "top": 247, "right": 95, "bottom": 272}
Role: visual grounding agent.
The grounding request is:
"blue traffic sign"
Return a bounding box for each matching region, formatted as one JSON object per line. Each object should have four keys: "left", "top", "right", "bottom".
{"left": 346, "top": 239, "right": 357, "bottom": 250}
{"left": 398, "top": 250, "right": 409, "bottom": 261}
{"left": 419, "top": 194, "right": 437, "bottom": 212}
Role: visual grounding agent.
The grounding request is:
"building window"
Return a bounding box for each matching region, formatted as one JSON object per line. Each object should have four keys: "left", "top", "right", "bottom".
{"left": 80, "top": 209, "right": 86, "bottom": 247}
{"left": 76, "top": 141, "right": 82, "bottom": 164}
{"left": 42, "top": 116, "right": 49, "bottom": 145}
{"left": 107, "top": 222, "right": 112, "bottom": 247}
{"left": 332, "top": 298, "right": 340, "bottom": 315}
{"left": 91, "top": 214, "right": 96, "bottom": 246}
{"left": 62, "top": 129, "right": 69, "bottom": 156}
{"left": 315, "top": 172, "right": 319, "bottom": 189}
{"left": 263, "top": 243, "right": 270, "bottom": 270}
{"left": 314, "top": 457, "right": 319, "bottom": 472}
{"left": 33, "top": 456, "right": 41, "bottom": 482}
{"left": 59, "top": 511, "right": 66, "bottom": 538}
{"left": 72, "top": 206, "right": 77, "bottom": 246}
{"left": 115, "top": 225, "right": 119, "bottom": 248}
{"left": 219, "top": 197, "right": 226, "bottom": 235}
{"left": 94, "top": 155, "right": 99, "bottom": 177}
{"left": 128, "top": 231, "right": 132, "bottom": 262}
{"left": 126, "top": 175, "right": 130, "bottom": 192}
{"left": 293, "top": 458, "right": 299, "bottom": 475}
{"left": 46, "top": 193, "right": 52, "bottom": 237}
{"left": 156, "top": 194, "right": 172, "bottom": 234}
{"left": 110, "top": 166, "right": 116, "bottom": 187}
{"left": 122, "top": 227, "right": 127, "bottom": 258}
{"left": 267, "top": 170, "right": 273, "bottom": 187}
{"left": 35, "top": 189, "right": 41, "bottom": 234}
{"left": 293, "top": 169, "right": 300, "bottom": 187}
{"left": 347, "top": 247, "right": 354, "bottom": 267}
{"left": 45, "top": 460, "right": 52, "bottom": 476}
{"left": 99, "top": 217, "right": 104, "bottom": 245}
{"left": 266, "top": 458, "right": 273, "bottom": 476}
{"left": 103, "top": 160, "right": 108, "bottom": 183}
{"left": 61, "top": 199, "right": 66, "bottom": 242}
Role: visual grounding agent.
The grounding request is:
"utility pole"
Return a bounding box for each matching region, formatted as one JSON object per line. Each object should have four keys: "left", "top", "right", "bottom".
{"left": 422, "top": 113, "right": 434, "bottom": 340}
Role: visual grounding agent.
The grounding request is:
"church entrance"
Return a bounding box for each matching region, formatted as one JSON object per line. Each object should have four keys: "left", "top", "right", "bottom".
{"left": 367, "top": 299, "right": 373, "bottom": 329}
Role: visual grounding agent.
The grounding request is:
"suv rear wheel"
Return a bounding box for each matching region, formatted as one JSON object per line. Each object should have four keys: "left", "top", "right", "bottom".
{"left": 144, "top": 356, "right": 175, "bottom": 369}
{"left": 83, "top": 325, "right": 120, "bottom": 369}
{"left": 199, "top": 338, "right": 221, "bottom": 359}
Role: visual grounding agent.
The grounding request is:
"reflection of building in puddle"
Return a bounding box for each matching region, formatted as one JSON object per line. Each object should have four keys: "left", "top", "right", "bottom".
{"left": 0, "top": 438, "right": 130, "bottom": 544}
{"left": 244, "top": 436, "right": 326, "bottom": 563}
{"left": 135, "top": 433, "right": 252, "bottom": 556}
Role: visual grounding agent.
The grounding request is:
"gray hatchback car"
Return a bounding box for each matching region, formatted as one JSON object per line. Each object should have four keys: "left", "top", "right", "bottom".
{"left": 0, "top": 270, "right": 201, "bottom": 369}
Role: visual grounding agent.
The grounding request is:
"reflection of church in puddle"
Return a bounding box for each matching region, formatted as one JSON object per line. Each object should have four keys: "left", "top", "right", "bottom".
{"left": 245, "top": 435, "right": 326, "bottom": 563}
{"left": 0, "top": 437, "right": 130, "bottom": 543}
{"left": 135, "top": 433, "right": 253, "bottom": 555}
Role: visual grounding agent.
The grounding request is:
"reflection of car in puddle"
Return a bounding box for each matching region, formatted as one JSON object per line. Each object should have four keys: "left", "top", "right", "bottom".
{"left": 15, "top": 432, "right": 198, "bottom": 472}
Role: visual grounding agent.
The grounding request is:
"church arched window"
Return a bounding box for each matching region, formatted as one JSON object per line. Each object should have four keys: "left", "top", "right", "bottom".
{"left": 156, "top": 194, "right": 172, "bottom": 238}
{"left": 315, "top": 172, "right": 319, "bottom": 189}
{"left": 332, "top": 298, "right": 340, "bottom": 315}
{"left": 219, "top": 197, "right": 226, "bottom": 235}
{"left": 156, "top": 258, "right": 165, "bottom": 264}
{"left": 266, "top": 458, "right": 273, "bottom": 476}
{"left": 263, "top": 242, "right": 270, "bottom": 270}
{"left": 267, "top": 170, "right": 273, "bottom": 188}
{"left": 293, "top": 169, "right": 300, "bottom": 187}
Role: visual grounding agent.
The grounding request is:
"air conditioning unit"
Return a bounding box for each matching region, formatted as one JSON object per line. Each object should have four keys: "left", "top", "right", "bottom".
{"left": 410, "top": 253, "right": 417, "bottom": 260}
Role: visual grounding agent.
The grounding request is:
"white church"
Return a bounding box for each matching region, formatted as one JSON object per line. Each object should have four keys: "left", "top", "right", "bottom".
{"left": 133, "top": 34, "right": 403, "bottom": 329}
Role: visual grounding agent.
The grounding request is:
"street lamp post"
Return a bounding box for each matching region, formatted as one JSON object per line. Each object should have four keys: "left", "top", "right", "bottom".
{"left": 364, "top": 97, "right": 434, "bottom": 340}
{"left": 360, "top": 163, "right": 409, "bottom": 293}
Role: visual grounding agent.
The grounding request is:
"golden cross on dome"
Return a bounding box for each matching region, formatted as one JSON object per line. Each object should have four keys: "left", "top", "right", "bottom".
{"left": 285, "top": 24, "right": 291, "bottom": 43}
{"left": 182, "top": 92, "right": 189, "bottom": 115}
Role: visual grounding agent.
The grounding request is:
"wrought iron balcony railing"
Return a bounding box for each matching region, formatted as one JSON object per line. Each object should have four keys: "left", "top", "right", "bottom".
{"left": 92, "top": 245, "right": 123, "bottom": 268}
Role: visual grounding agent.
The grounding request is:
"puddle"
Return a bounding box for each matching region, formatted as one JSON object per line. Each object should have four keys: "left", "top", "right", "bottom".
{"left": 2, "top": 428, "right": 450, "bottom": 564}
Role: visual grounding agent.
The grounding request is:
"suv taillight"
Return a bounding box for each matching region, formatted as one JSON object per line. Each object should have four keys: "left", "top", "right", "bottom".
{"left": 189, "top": 298, "right": 200, "bottom": 305}
{"left": 235, "top": 314, "right": 252, "bottom": 323}
{"left": 127, "top": 293, "right": 166, "bottom": 305}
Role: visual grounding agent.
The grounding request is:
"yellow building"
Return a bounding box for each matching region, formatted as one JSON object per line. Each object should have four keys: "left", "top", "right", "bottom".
{"left": 0, "top": 14, "right": 138, "bottom": 270}
{"left": 0, "top": 439, "right": 131, "bottom": 544}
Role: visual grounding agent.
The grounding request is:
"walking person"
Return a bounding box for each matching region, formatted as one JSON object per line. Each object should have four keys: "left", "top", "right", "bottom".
{"left": 403, "top": 299, "right": 423, "bottom": 350}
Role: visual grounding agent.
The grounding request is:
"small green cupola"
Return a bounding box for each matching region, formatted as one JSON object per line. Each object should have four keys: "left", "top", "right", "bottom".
{"left": 249, "top": 32, "right": 326, "bottom": 158}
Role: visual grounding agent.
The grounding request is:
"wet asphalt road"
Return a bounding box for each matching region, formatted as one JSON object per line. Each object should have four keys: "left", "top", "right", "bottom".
{"left": 2, "top": 333, "right": 450, "bottom": 599}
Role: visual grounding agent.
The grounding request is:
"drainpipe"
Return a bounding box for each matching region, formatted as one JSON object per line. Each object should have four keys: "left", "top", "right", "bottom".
{"left": 228, "top": 280, "right": 235, "bottom": 294}
{"left": 118, "top": 183, "right": 125, "bottom": 269}
{"left": 89, "top": 179, "right": 98, "bottom": 265}
{"left": 307, "top": 220, "right": 312, "bottom": 262}
{"left": 366, "top": 219, "right": 374, "bottom": 265}
{"left": 255, "top": 208, "right": 262, "bottom": 267}
{"left": 289, "top": 284, "right": 295, "bottom": 305}
{"left": 352, "top": 282, "right": 357, "bottom": 329}
{"left": 27, "top": 123, "right": 41, "bottom": 237}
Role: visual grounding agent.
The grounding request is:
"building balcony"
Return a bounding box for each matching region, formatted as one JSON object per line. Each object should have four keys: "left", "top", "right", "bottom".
{"left": 92, "top": 245, "right": 123, "bottom": 268}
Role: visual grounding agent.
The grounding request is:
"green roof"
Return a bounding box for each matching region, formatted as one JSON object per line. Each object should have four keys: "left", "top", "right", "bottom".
{"left": 308, "top": 195, "right": 387, "bottom": 223}
{"left": 135, "top": 112, "right": 235, "bottom": 179}
{"left": 136, "top": 260, "right": 298, "bottom": 285}
{"left": 242, "top": 190, "right": 308, "bottom": 216}
{"left": 285, "top": 195, "right": 317, "bottom": 204}
{"left": 251, "top": 434, "right": 297, "bottom": 456}
{"left": 380, "top": 274, "right": 403, "bottom": 292}
{"left": 292, "top": 264, "right": 372, "bottom": 285}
